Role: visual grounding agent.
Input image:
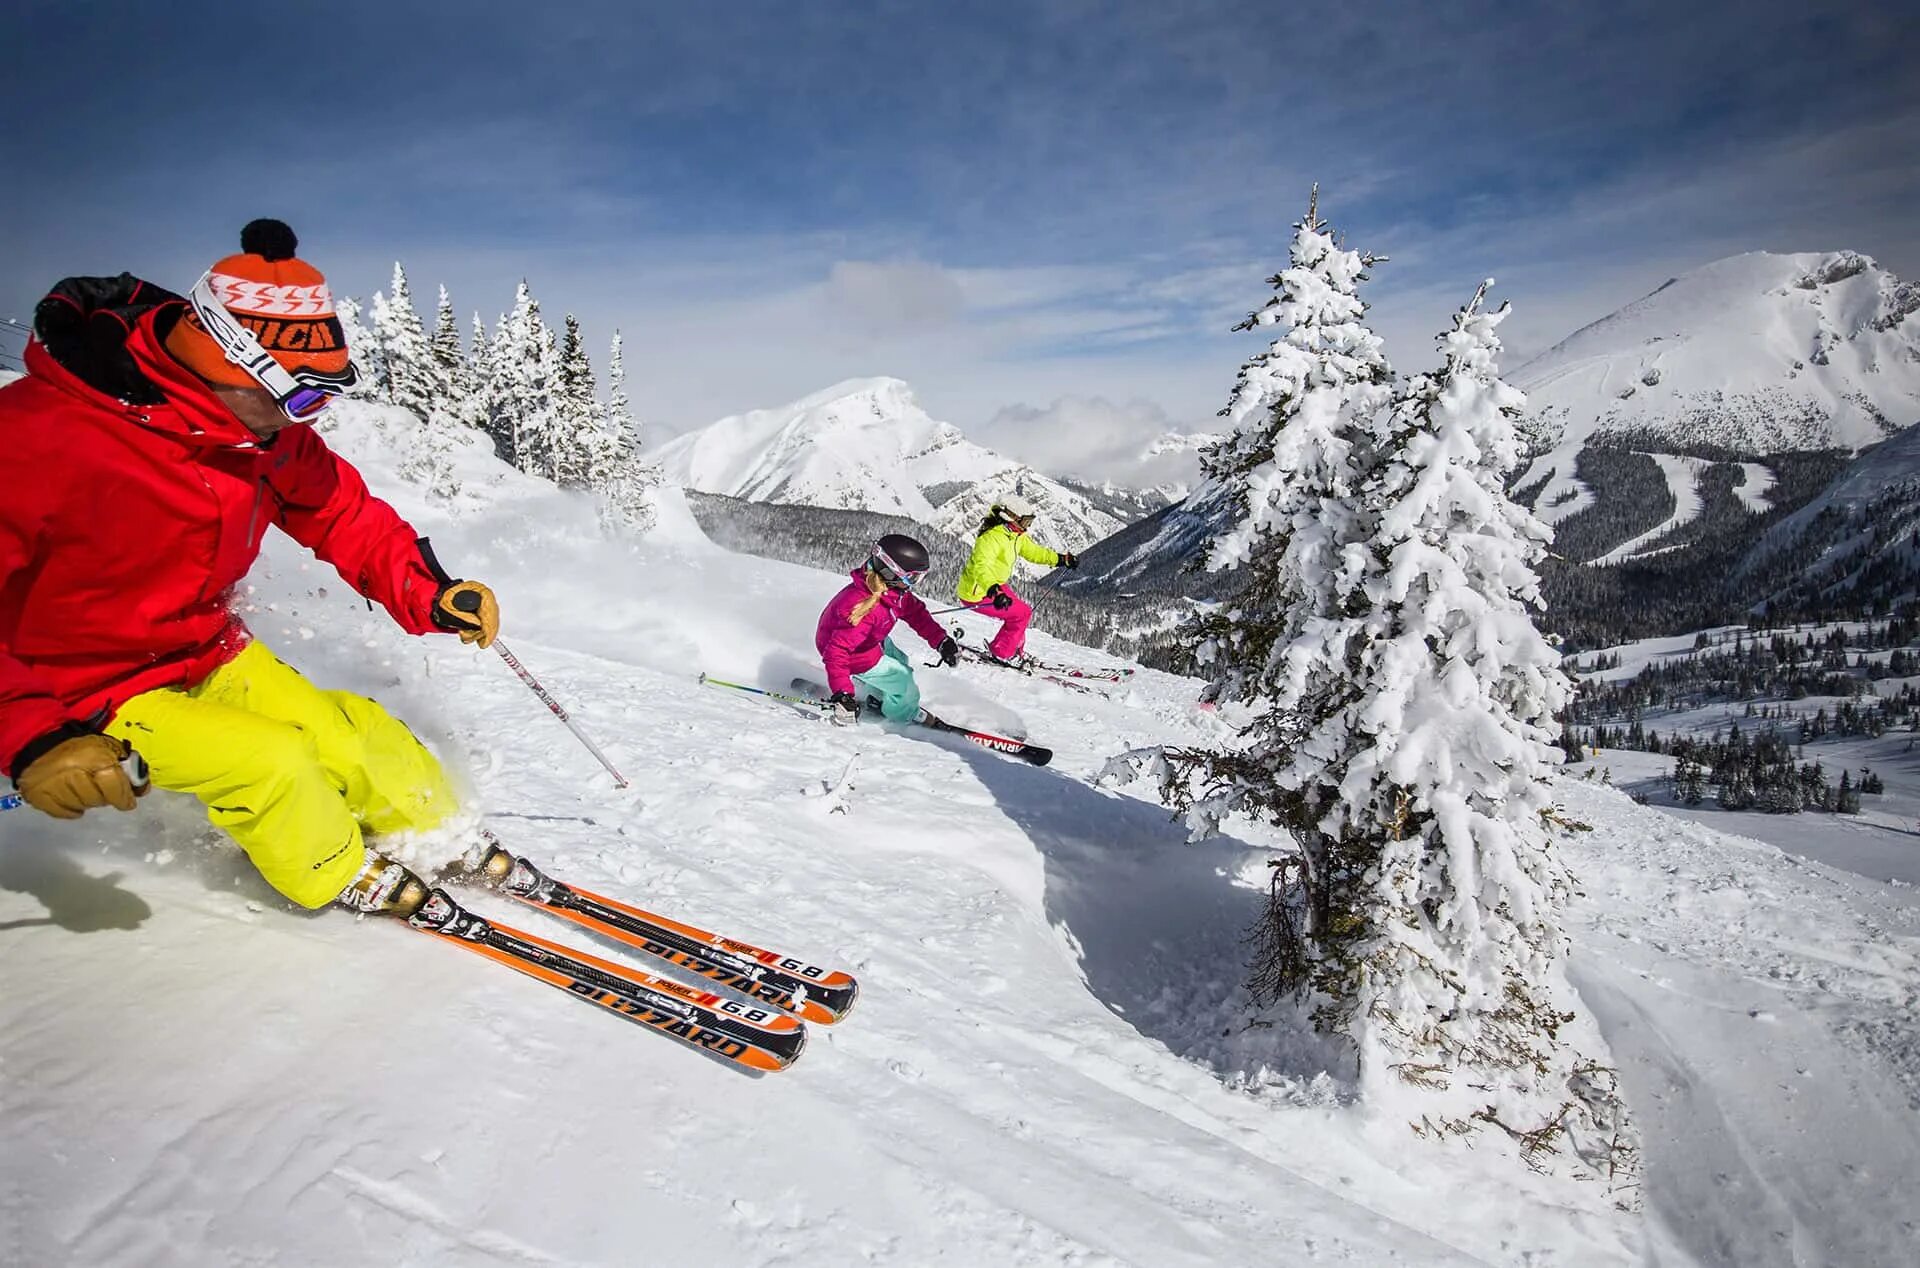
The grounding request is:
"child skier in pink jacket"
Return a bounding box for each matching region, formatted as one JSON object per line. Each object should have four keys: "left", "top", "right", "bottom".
{"left": 815, "top": 535, "right": 957, "bottom": 726}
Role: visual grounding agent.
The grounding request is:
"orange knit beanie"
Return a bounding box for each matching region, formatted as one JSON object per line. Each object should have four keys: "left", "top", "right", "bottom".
{"left": 165, "top": 219, "right": 352, "bottom": 387}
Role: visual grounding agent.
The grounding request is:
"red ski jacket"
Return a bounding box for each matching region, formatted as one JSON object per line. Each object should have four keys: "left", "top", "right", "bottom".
{"left": 0, "top": 275, "right": 448, "bottom": 776}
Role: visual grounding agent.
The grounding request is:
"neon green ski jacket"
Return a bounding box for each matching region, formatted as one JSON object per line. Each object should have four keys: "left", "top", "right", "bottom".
{"left": 957, "top": 525, "right": 1061, "bottom": 602}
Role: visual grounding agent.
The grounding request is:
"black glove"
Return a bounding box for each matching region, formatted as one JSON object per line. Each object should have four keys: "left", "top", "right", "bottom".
{"left": 986, "top": 584, "right": 1014, "bottom": 611}
{"left": 1058, "top": 552, "right": 1080, "bottom": 570}
{"left": 937, "top": 637, "right": 960, "bottom": 667}
{"left": 828, "top": 690, "right": 861, "bottom": 726}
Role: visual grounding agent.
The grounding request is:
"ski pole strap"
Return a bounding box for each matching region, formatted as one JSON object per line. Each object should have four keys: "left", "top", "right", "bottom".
{"left": 492, "top": 640, "right": 631, "bottom": 789}
{"left": 698, "top": 673, "right": 829, "bottom": 710}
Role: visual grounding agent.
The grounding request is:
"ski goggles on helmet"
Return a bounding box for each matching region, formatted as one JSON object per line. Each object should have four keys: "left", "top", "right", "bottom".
{"left": 870, "top": 544, "right": 927, "bottom": 591}
{"left": 187, "top": 272, "right": 356, "bottom": 422}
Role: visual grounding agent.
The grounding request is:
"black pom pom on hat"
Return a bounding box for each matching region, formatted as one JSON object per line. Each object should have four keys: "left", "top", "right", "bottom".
{"left": 239, "top": 218, "right": 299, "bottom": 262}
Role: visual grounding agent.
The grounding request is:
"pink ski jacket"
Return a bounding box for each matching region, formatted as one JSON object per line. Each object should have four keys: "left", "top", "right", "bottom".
{"left": 814, "top": 571, "right": 947, "bottom": 694}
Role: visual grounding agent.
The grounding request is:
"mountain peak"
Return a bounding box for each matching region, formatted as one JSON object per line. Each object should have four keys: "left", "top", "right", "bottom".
{"left": 784, "top": 375, "right": 920, "bottom": 417}
{"left": 1511, "top": 248, "right": 1920, "bottom": 469}
{"left": 656, "top": 378, "right": 1132, "bottom": 549}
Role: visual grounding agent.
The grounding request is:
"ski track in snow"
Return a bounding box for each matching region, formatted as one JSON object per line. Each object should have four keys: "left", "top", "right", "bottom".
{"left": 3, "top": 404, "right": 1914, "bottom": 1266}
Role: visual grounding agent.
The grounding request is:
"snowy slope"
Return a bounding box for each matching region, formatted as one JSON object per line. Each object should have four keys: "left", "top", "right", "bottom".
{"left": 656, "top": 377, "right": 1128, "bottom": 552}
{"left": 1556, "top": 777, "right": 1920, "bottom": 1268}
{"left": 5, "top": 403, "right": 1917, "bottom": 1266}
{"left": 1056, "top": 478, "right": 1236, "bottom": 599}
{"left": 1752, "top": 420, "right": 1920, "bottom": 562}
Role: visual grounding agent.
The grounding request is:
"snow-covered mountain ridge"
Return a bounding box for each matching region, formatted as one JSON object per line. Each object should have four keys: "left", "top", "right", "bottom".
{"left": 656, "top": 377, "right": 1131, "bottom": 552}
{"left": 1513, "top": 250, "right": 1920, "bottom": 539}
{"left": 1517, "top": 250, "right": 1919, "bottom": 457}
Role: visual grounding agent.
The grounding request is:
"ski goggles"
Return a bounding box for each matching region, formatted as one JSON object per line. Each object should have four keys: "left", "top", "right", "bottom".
{"left": 870, "top": 546, "right": 927, "bottom": 591}
{"left": 187, "top": 272, "right": 356, "bottom": 422}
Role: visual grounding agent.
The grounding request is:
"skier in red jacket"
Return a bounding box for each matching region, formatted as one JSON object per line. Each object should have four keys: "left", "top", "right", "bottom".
{"left": 0, "top": 220, "right": 496, "bottom": 918}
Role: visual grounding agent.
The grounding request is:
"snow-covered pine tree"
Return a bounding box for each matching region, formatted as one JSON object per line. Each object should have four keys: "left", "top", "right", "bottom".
{"left": 551, "top": 314, "right": 598, "bottom": 489}
{"left": 335, "top": 297, "right": 383, "bottom": 398}
{"left": 605, "top": 330, "right": 634, "bottom": 452}
{"left": 369, "top": 263, "right": 433, "bottom": 422}
{"left": 400, "top": 283, "right": 469, "bottom": 504}
{"left": 533, "top": 319, "right": 561, "bottom": 482}
{"left": 1104, "top": 195, "right": 1631, "bottom": 1182}
{"left": 429, "top": 285, "right": 463, "bottom": 408}
{"left": 1315, "top": 281, "right": 1629, "bottom": 1173}
{"left": 460, "top": 312, "right": 493, "bottom": 438}
{"left": 1155, "top": 187, "right": 1395, "bottom": 937}
{"left": 483, "top": 309, "right": 517, "bottom": 465}
{"left": 487, "top": 281, "right": 553, "bottom": 477}
{"left": 593, "top": 329, "right": 660, "bottom": 534}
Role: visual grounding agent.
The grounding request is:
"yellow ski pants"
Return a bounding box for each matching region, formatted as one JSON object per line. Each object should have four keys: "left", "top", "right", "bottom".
{"left": 104, "top": 641, "right": 456, "bottom": 908}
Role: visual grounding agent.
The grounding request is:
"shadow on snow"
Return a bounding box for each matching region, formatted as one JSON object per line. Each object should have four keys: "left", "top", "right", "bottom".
{"left": 953, "top": 743, "right": 1355, "bottom": 1097}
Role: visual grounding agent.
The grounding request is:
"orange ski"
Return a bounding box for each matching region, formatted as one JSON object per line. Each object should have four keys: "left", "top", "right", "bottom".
{"left": 408, "top": 889, "right": 805, "bottom": 1072}
{"left": 472, "top": 847, "right": 859, "bottom": 1025}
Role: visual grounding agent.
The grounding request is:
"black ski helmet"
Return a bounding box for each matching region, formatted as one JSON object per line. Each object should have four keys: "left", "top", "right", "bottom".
{"left": 868, "top": 533, "right": 930, "bottom": 590}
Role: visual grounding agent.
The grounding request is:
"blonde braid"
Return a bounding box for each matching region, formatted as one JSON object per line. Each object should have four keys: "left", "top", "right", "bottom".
{"left": 848, "top": 567, "right": 888, "bottom": 625}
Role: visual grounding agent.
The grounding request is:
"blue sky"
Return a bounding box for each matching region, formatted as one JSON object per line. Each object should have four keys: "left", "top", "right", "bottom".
{"left": 3, "top": 1, "right": 1915, "bottom": 480}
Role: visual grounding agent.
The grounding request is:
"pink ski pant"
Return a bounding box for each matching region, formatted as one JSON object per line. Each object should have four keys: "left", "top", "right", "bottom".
{"left": 967, "top": 586, "right": 1033, "bottom": 659}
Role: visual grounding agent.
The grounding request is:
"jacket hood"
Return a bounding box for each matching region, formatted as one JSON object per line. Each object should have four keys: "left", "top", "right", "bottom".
{"left": 32, "top": 274, "right": 181, "bottom": 405}
{"left": 27, "top": 273, "right": 263, "bottom": 446}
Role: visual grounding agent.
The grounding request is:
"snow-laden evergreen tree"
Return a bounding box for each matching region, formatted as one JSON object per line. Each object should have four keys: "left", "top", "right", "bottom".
{"left": 335, "top": 297, "right": 382, "bottom": 398}
{"left": 1190, "top": 187, "right": 1393, "bottom": 708}
{"left": 483, "top": 311, "right": 517, "bottom": 464}
{"left": 592, "top": 330, "right": 661, "bottom": 534}
{"left": 429, "top": 284, "right": 463, "bottom": 408}
{"left": 399, "top": 283, "right": 468, "bottom": 505}
{"left": 486, "top": 281, "right": 553, "bottom": 475}
{"left": 550, "top": 314, "right": 598, "bottom": 489}
{"left": 459, "top": 312, "right": 493, "bottom": 438}
{"left": 1142, "top": 188, "right": 1395, "bottom": 931}
{"left": 1317, "top": 282, "right": 1628, "bottom": 1172}
{"left": 1104, "top": 194, "right": 1632, "bottom": 1182}
{"left": 605, "top": 330, "right": 634, "bottom": 452}
{"left": 533, "top": 320, "right": 562, "bottom": 482}
{"left": 368, "top": 264, "right": 433, "bottom": 422}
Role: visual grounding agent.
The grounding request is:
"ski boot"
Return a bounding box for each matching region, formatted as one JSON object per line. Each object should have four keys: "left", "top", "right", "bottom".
{"left": 335, "top": 851, "right": 431, "bottom": 918}
{"left": 460, "top": 831, "right": 550, "bottom": 899}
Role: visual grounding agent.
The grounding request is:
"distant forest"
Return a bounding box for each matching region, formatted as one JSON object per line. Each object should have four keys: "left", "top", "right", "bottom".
{"left": 1534, "top": 438, "right": 1855, "bottom": 650}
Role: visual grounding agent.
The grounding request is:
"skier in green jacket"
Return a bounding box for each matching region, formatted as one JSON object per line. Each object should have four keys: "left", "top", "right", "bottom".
{"left": 954, "top": 494, "right": 1078, "bottom": 663}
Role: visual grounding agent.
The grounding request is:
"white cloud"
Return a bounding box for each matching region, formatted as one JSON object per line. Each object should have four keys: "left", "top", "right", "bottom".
{"left": 821, "top": 259, "right": 966, "bottom": 337}
{"left": 976, "top": 395, "right": 1208, "bottom": 489}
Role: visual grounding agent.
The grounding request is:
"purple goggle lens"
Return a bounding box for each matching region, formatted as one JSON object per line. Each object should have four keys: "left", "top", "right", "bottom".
{"left": 281, "top": 385, "right": 334, "bottom": 421}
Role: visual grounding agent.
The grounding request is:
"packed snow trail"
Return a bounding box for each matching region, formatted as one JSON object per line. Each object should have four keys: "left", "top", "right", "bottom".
{"left": 4, "top": 404, "right": 1908, "bottom": 1265}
